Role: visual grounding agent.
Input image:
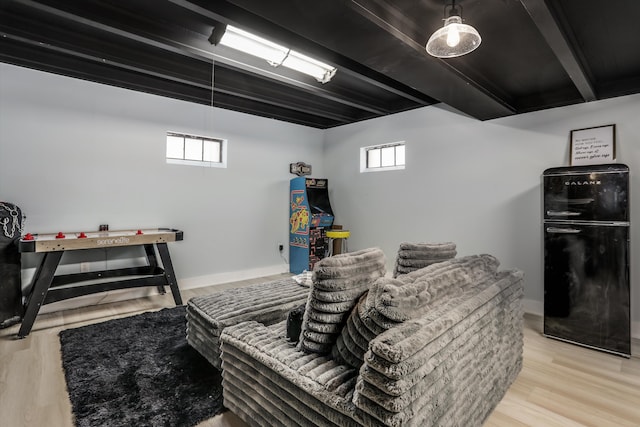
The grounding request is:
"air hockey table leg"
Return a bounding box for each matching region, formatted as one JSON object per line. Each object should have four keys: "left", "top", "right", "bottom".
{"left": 143, "top": 244, "right": 166, "bottom": 295}
{"left": 156, "top": 243, "right": 182, "bottom": 305}
{"left": 18, "top": 251, "right": 63, "bottom": 338}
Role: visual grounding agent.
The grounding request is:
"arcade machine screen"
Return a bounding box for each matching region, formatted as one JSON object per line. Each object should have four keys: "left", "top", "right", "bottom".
{"left": 307, "top": 186, "right": 333, "bottom": 217}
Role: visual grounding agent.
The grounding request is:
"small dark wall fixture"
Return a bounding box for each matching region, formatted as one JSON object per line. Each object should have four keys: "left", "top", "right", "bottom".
{"left": 290, "top": 162, "right": 312, "bottom": 176}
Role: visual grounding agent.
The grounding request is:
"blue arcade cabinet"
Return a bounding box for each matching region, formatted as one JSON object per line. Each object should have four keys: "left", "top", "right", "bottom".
{"left": 289, "top": 177, "right": 334, "bottom": 274}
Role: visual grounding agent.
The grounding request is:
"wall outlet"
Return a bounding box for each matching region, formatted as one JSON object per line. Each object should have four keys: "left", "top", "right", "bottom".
{"left": 80, "top": 262, "right": 90, "bottom": 273}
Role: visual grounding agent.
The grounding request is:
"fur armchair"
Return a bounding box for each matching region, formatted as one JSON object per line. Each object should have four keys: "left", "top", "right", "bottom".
{"left": 220, "top": 249, "right": 524, "bottom": 426}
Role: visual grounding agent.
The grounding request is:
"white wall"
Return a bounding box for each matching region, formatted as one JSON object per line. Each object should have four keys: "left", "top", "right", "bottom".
{"left": 324, "top": 94, "right": 640, "bottom": 336}
{"left": 0, "top": 63, "right": 324, "bottom": 305}
{"left": 2, "top": 62, "right": 639, "bottom": 336}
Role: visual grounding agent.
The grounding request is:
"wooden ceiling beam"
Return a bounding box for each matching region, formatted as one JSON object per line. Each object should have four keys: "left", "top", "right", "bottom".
{"left": 0, "top": 29, "right": 354, "bottom": 125}
{"left": 0, "top": 39, "right": 342, "bottom": 128}
{"left": 519, "top": 0, "right": 597, "bottom": 102}
{"left": 348, "top": 0, "right": 516, "bottom": 119}
{"left": 167, "top": 0, "right": 435, "bottom": 106}
{"left": 6, "top": 0, "right": 391, "bottom": 116}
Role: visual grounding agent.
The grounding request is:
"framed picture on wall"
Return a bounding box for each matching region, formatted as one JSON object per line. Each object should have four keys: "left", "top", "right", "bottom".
{"left": 570, "top": 124, "right": 616, "bottom": 166}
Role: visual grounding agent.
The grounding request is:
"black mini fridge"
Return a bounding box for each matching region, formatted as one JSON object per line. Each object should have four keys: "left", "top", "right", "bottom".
{"left": 543, "top": 163, "right": 630, "bottom": 357}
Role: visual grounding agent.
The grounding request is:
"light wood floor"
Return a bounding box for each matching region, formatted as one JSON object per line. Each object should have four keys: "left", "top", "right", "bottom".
{"left": 1, "top": 275, "right": 638, "bottom": 427}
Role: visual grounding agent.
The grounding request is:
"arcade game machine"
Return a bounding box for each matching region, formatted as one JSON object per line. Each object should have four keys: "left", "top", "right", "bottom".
{"left": 289, "top": 177, "right": 334, "bottom": 274}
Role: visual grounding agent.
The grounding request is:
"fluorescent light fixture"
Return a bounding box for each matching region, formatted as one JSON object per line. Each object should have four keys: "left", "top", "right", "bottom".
{"left": 219, "top": 25, "right": 337, "bottom": 84}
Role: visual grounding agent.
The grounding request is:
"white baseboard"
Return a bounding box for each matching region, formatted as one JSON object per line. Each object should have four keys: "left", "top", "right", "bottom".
{"left": 522, "top": 298, "right": 543, "bottom": 317}
{"left": 178, "top": 264, "right": 290, "bottom": 290}
{"left": 523, "top": 298, "right": 640, "bottom": 340}
{"left": 38, "top": 263, "right": 290, "bottom": 315}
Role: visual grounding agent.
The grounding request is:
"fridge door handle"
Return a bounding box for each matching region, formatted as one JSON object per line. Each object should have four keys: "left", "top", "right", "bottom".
{"left": 546, "top": 210, "right": 581, "bottom": 217}
{"left": 546, "top": 227, "right": 581, "bottom": 234}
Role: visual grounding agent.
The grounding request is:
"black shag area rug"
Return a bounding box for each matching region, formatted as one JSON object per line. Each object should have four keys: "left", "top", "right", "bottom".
{"left": 59, "top": 306, "right": 224, "bottom": 427}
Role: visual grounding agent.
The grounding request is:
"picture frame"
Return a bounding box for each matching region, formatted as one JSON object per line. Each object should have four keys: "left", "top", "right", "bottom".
{"left": 570, "top": 124, "right": 616, "bottom": 166}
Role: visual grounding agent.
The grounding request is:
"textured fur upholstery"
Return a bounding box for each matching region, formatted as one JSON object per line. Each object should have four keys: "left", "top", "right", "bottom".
{"left": 299, "top": 248, "right": 386, "bottom": 354}
{"left": 332, "top": 254, "right": 499, "bottom": 369}
{"left": 393, "top": 242, "right": 457, "bottom": 277}
{"left": 186, "top": 277, "right": 310, "bottom": 369}
{"left": 379, "top": 254, "right": 499, "bottom": 321}
{"left": 220, "top": 254, "right": 524, "bottom": 426}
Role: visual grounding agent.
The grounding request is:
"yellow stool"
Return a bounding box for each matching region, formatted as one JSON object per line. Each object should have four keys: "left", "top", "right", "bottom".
{"left": 326, "top": 230, "right": 350, "bottom": 256}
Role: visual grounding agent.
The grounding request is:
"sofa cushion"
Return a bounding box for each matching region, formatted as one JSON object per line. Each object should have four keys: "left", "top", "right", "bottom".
{"left": 393, "top": 242, "right": 457, "bottom": 277}
{"left": 332, "top": 285, "right": 404, "bottom": 369}
{"left": 299, "top": 247, "right": 386, "bottom": 354}
{"left": 332, "top": 254, "right": 500, "bottom": 370}
{"left": 186, "top": 277, "right": 310, "bottom": 369}
{"left": 381, "top": 254, "right": 500, "bottom": 321}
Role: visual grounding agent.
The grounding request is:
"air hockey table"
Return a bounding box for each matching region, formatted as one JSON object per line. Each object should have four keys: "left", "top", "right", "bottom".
{"left": 17, "top": 227, "right": 183, "bottom": 338}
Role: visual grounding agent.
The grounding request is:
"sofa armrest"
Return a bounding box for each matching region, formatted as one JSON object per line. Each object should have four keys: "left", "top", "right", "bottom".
{"left": 353, "top": 270, "right": 524, "bottom": 427}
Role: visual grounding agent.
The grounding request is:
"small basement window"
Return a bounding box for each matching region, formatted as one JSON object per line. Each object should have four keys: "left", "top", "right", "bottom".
{"left": 360, "top": 142, "right": 405, "bottom": 172}
{"left": 166, "top": 132, "right": 227, "bottom": 168}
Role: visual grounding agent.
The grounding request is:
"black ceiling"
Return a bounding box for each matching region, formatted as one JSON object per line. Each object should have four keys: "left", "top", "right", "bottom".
{"left": 2, "top": 0, "right": 639, "bottom": 129}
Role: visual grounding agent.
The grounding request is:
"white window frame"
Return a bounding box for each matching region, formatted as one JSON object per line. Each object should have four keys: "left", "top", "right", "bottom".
{"left": 166, "top": 131, "right": 227, "bottom": 168}
{"left": 360, "top": 141, "right": 405, "bottom": 173}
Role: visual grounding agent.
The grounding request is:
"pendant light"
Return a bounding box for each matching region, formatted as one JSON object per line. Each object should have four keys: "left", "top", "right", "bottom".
{"left": 426, "top": 0, "right": 481, "bottom": 58}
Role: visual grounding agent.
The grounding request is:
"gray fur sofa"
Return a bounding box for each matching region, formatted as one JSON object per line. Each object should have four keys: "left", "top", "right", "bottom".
{"left": 220, "top": 249, "right": 524, "bottom": 426}
{"left": 186, "top": 277, "right": 310, "bottom": 369}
